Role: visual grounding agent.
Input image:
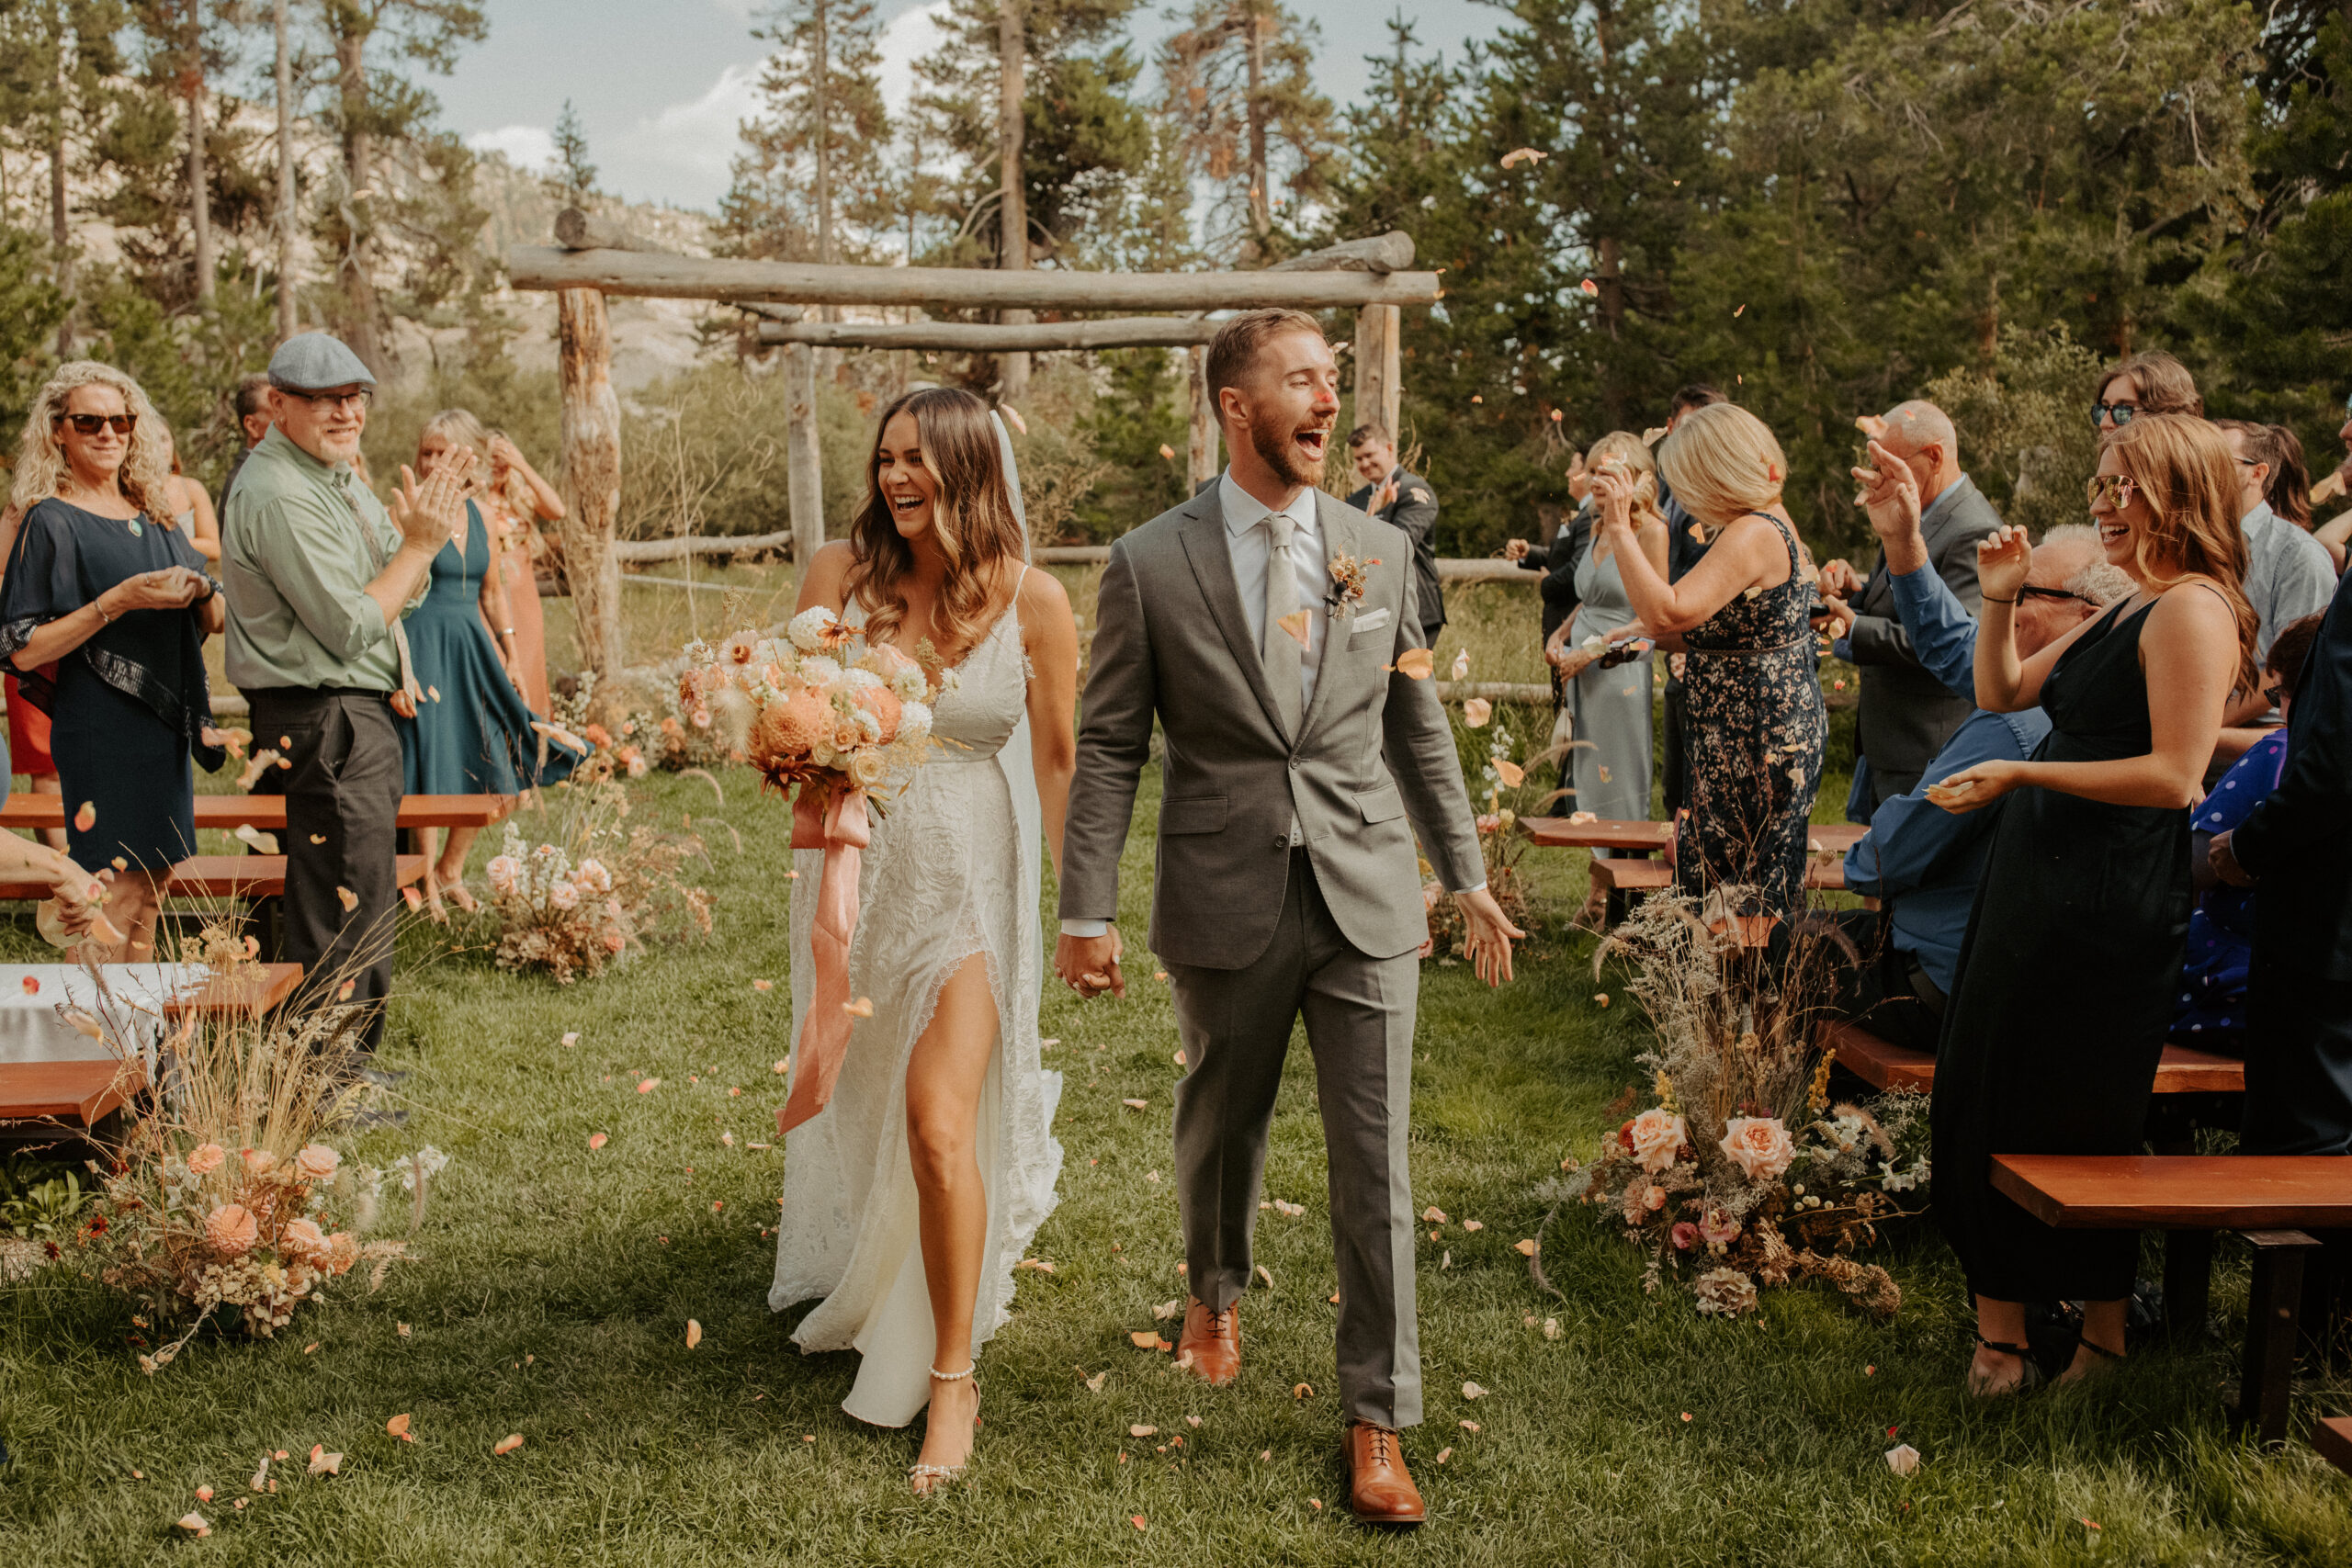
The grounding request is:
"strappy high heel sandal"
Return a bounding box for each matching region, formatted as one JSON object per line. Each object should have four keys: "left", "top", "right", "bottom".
{"left": 2059, "top": 1331, "right": 2124, "bottom": 1384}
{"left": 909, "top": 1363, "right": 978, "bottom": 1495}
{"left": 1967, "top": 1337, "right": 2044, "bottom": 1397}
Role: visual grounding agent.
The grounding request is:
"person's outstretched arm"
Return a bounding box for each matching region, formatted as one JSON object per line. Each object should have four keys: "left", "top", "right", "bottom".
{"left": 1053, "top": 539, "right": 1155, "bottom": 998}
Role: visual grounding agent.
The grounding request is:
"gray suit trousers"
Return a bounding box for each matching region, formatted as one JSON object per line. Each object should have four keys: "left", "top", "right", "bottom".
{"left": 1166, "top": 851, "right": 1420, "bottom": 1429}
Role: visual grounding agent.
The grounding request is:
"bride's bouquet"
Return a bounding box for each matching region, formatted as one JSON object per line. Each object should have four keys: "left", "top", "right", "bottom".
{"left": 678, "top": 607, "right": 953, "bottom": 1135}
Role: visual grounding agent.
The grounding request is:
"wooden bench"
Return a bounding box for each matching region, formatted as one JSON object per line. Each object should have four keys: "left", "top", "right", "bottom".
{"left": 0, "top": 854, "right": 428, "bottom": 904}
{"left": 2317, "top": 1416, "right": 2352, "bottom": 1478}
{"left": 1532, "top": 818, "right": 1862, "bottom": 921}
{"left": 0, "top": 962, "right": 305, "bottom": 1139}
{"left": 1521, "top": 817, "right": 1676, "bottom": 853}
{"left": 1991, "top": 1154, "right": 2352, "bottom": 1444}
{"left": 1819, "top": 1020, "right": 2247, "bottom": 1096}
{"left": 0, "top": 794, "right": 514, "bottom": 833}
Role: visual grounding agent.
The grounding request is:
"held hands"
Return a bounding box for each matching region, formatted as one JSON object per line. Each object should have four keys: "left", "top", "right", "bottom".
{"left": 1054, "top": 926, "right": 1125, "bottom": 999}
{"left": 1924, "top": 759, "right": 2023, "bottom": 815}
{"left": 390, "top": 451, "right": 473, "bottom": 555}
{"left": 1975, "top": 524, "right": 2032, "bottom": 603}
{"left": 2210, "top": 829, "right": 2255, "bottom": 887}
{"left": 1454, "top": 887, "right": 1525, "bottom": 987}
{"left": 1850, "top": 440, "right": 1925, "bottom": 546}
{"left": 107, "top": 567, "right": 209, "bottom": 614}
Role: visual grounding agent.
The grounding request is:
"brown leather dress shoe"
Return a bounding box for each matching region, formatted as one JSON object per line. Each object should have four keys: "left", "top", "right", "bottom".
{"left": 1174, "top": 1296, "right": 1240, "bottom": 1385}
{"left": 1346, "top": 1422, "right": 1426, "bottom": 1524}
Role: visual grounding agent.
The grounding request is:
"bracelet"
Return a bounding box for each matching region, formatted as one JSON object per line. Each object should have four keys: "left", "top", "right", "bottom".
{"left": 502, "top": 626, "right": 516, "bottom": 637}
{"left": 1981, "top": 593, "right": 2016, "bottom": 604}
{"left": 92, "top": 597, "right": 114, "bottom": 625}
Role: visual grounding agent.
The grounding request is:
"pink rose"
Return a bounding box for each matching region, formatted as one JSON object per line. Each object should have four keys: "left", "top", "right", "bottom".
{"left": 1699, "top": 1209, "right": 1742, "bottom": 1247}
{"left": 1628, "top": 1109, "right": 1687, "bottom": 1174}
{"left": 603, "top": 930, "right": 626, "bottom": 953}
{"left": 205, "top": 1204, "right": 259, "bottom": 1256}
{"left": 280, "top": 1217, "right": 331, "bottom": 1263}
{"left": 1671, "top": 1221, "right": 1698, "bottom": 1251}
{"left": 186, "top": 1143, "right": 226, "bottom": 1177}
{"left": 1719, "top": 1116, "right": 1797, "bottom": 1183}
{"left": 549, "top": 882, "right": 581, "bottom": 911}
{"left": 240, "top": 1147, "right": 276, "bottom": 1177}
{"left": 293, "top": 1143, "right": 340, "bottom": 1182}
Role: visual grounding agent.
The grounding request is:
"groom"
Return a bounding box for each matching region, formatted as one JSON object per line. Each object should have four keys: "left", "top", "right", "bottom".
{"left": 1055, "top": 310, "right": 1521, "bottom": 1525}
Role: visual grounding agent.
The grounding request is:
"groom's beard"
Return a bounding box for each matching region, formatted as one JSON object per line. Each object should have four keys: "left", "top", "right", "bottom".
{"left": 1250, "top": 407, "right": 1330, "bottom": 489}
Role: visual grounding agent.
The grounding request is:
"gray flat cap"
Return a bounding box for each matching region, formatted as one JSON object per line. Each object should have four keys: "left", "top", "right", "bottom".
{"left": 267, "top": 333, "right": 376, "bottom": 392}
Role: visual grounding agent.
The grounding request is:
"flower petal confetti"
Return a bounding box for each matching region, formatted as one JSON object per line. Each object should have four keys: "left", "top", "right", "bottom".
{"left": 1392, "top": 649, "right": 1435, "bottom": 680}
{"left": 588, "top": 1133, "right": 608, "bottom": 1150}
{"left": 175, "top": 1512, "right": 209, "bottom": 1537}
{"left": 306, "top": 1445, "right": 341, "bottom": 1476}
{"left": 73, "top": 801, "right": 96, "bottom": 831}
{"left": 1462, "top": 1382, "right": 1488, "bottom": 1400}
{"left": 685, "top": 1319, "right": 703, "bottom": 1349}
{"left": 335, "top": 886, "right": 359, "bottom": 912}
{"left": 1513, "top": 1238, "right": 1538, "bottom": 1257}
{"left": 1463, "top": 698, "right": 1492, "bottom": 728}
{"left": 1885, "top": 1443, "right": 1920, "bottom": 1476}
{"left": 385, "top": 1413, "right": 413, "bottom": 1441}
{"left": 637, "top": 1077, "right": 661, "bottom": 1094}
{"left": 1498, "top": 147, "right": 1547, "bottom": 168}
{"left": 1580, "top": 278, "right": 1600, "bottom": 296}
{"left": 1130, "top": 1425, "right": 1157, "bottom": 1438}
{"left": 493, "top": 1434, "right": 525, "bottom": 1457}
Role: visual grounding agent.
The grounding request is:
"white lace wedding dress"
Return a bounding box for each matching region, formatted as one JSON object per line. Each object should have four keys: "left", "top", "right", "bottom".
{"left": 768, "top": 581, "right": 1064, "bottom": 1427}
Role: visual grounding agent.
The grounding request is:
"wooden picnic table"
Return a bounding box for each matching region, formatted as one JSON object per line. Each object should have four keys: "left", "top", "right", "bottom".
{"left": 0, "top": 794, "right": 514, "bottom": 833}
{"left": 1519, "top": 817, "right": 1867, "bottom": 857}
{"left": 0, "top": 854, "right": 428, "bottom": 904}
{"left": 1822, "top": 1020, "right": 2245, "bottom": 1096}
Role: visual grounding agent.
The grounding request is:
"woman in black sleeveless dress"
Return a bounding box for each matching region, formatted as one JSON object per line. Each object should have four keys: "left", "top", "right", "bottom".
{"left": 1930, "top": 412, "right": 2258, "bottom": 1393}
{"left": 1606, "top": 403, "right": 1826, "bottom": 916}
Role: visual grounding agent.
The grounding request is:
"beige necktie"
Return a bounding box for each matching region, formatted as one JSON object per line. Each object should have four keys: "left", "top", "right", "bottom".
{"left": 1261, "top": 511, "right": 1304, "bottom": 736}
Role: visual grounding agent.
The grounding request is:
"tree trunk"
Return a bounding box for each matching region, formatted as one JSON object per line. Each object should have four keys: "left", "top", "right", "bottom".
{"left": 814, "top": 0, "right": 833, "bottom": 266}
{"left": 786, "top": 340, "right": 826, "bottom": 573}
{"left": 558, "top": 287, "right": 625, "bottom": 700}
{"left": 1244, "top": 8, "right": 1270, "bottom": 241}
{"left": 50, "top": 43, "right": 73, "bottom": 356}
{"left": 1596, "top": 232, "right": 1623, "bottom": 428}
{"left": 1353, "top": 303, "right": 1400, "bottom": 444}
{"left": 187, "top": 6, "right": 213, "bottom": 304}
{"left": 998, "top": 0, "right": 1031, "bottom": 406}
{"left": 1188, "top": 344, "right": 1219, "bottom": 489}
{"left": 275, "top": 0, "right": 298, "bottom": 343}
{"left": 334, "top": 28, "right": 382, "bottom": 374}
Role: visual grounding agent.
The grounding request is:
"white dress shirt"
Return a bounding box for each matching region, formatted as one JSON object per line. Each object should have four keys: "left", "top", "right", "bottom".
{"left": 1219, "top": 468, "right": 1329, "bottom": 715}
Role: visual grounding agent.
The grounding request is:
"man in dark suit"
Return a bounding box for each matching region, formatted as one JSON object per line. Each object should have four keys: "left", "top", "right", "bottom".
{"left": 1346, "top": 424, "right": 1444, "bottom": 645}
{"left": 2213, "top": 564, "right": 2352, "bottom": 1157}
{"left": 1817, "top": 400, "right": 2003, "bottom": 815}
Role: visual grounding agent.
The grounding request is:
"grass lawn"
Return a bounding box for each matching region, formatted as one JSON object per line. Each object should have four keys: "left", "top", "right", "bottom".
{"left": 6, "top": 590, "right": 2347, "bottom": 1562}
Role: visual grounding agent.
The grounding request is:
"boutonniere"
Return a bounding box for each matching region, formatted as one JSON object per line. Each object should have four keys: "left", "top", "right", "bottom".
{"left": 1325, "top": 554, "right": 1379, "bottom": 619}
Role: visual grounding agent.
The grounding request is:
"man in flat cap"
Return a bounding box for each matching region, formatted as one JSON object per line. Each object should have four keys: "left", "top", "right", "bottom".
{"left": 220, "top": 333, "right": 469, "bottom": 1055}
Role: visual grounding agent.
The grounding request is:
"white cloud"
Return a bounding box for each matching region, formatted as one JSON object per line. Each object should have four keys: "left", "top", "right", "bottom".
{"left": 467, "top": 124, "right": 558, "bottom": 172}
{"left": 877, "top": 1, "right": 952, "bottom": 120}
{"left": 634, "top": 61, "right": 765, "bottom": 195}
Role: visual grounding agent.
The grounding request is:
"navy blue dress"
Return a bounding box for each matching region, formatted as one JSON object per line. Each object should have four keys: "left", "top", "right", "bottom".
{"left": 395, "top": 502, "right": 573, "bottom": 795}
{"left": 0, "top": 500, "right": 221, "bottom": 874}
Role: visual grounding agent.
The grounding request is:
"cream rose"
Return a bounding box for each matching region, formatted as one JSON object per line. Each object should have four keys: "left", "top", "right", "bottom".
{"left": 485, "top": 855, "right": 520, "bottom": 895}
{"left": 186, "top": 1143, "right": 226, "bottom": 1177}
{"left": 205, "top": 1204, "right": 259, "bottom": 1256}
{"left": 549, "top": 882, "right": 581, "bottom": 911}
{"left": 1627, "top": 1109, "right": 1687, "bottom": 1174}
{"left": 293, "top": 1143, "right": 341, "bottom": 1182}
{"left": 845, "top": 748, "right": 890, "bottom": 788}
{"left": 1719, "top": 1116, "right": 1797, "bottom": 1183}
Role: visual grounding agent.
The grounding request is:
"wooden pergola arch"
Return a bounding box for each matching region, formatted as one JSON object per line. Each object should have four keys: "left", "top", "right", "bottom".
{"left": 507, "top": 211, "right": 1439, "bottom": 684}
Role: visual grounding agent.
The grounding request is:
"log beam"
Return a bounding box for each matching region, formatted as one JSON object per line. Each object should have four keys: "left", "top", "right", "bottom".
{"left": 753, "top": 316, "right": 1224, "bottom": 351}
{"left": 785, "top": 341, "right": 824, "bottom": 570}
{"left": 557, "top": 287, "right": 624, "bottom": 696}
{"left": 554, "top": 208, "right": 663, "bottom": 253}
{"left": 508, "top": 246, "right": 1442, "bottom": 310}
{"left": 1269, "top": 231, "right": 1416, "bottom": 275}
{"left": 1355, "top": 303, "right": 1401, "bottom": 441}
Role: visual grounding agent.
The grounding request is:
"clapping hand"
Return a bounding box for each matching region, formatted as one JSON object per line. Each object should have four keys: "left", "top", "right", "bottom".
{"left": 1975, "top": 524, "right": 2032, "bottom": 603}
{"left": 390, "top": 451, "right": 472, "bottom": 556}
{"left": 1850, "top": 439, "right": 1925, "bottom": 546}
{"left": 1502, "top": 538, "right": 1532, "bottom": 562}
{"left": 1369, "top": 476, "right": 1401, "bottom": 513}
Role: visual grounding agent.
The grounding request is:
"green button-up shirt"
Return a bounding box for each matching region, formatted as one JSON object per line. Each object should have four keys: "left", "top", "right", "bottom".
{"left": 221, "top": 425, "right": 417, "bottom": 692}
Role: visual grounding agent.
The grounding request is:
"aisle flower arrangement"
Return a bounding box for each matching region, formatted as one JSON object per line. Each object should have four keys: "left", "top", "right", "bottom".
{"left": 481, "top": 787, "right": 711, "bottom": 985}
{"left": 1559, "top": 892, "right": 1928, "bottom": 1319}
{"left": 1421, "top": 651, "right": 1536, "bottom": 957}
{"left": 68, "top": 926, "right": 414, "bottom": 1370}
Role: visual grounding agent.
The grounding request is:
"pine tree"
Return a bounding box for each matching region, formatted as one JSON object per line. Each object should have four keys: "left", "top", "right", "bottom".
{"left": 0, "top": 0, "right": 124, "bottom": 352}
{"left": 548, "top": 98, "right": 598, "bottom": 207}
{"left": 1157, "top": 0, "right": 1335, "bottom": 260}
{"left": 717, "top": 0, "right": 890, "bottom": 265}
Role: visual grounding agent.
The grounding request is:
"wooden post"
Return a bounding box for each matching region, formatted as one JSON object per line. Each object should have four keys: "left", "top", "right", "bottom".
{"left": 997, "top": 0, "right": 1031, "bottom": 406}
{"left": 786, "top": 340, "right": 825, "bottom": 571}
{"left": 557, "top": 287, "right": 624, "bottom": 697}
{"left": 1355, "top": 303, "right": 1401, "bottom": 440}
{"left": 1187, "top": 345, "right": 1219, "bottom": 490}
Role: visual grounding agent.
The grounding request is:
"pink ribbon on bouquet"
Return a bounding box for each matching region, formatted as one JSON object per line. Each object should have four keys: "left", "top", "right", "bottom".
{"left": 776, "top": 782, "right": 872, "bottom": 1135}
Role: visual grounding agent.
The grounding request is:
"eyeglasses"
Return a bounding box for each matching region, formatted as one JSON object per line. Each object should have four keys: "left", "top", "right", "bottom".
{"left": 2236, "top": 457, "right": 2261, "bottom": 468}
{"left": 2263, "top": 682, "right": 2288, "bottom": 708}
{"left": 2017, "top": 584, "right": 2089, "bottom": 604}
{"left": 280, "top": 388, "right": 374, "bottom": 412}
{"left": 56, "top": 412, "right": 135, "bottom": 436}
{"left": 2086, "top": 473, "right": 2140, "bottom": 509}
{"left": 2091, "top": 400, "right": 2139, "bottom": 428}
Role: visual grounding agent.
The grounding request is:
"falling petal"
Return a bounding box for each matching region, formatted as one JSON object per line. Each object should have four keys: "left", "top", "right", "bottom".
{"left": 1495, "top": 759, "right": 1525, "bottom": 787}
{"left": 1159, "top": 444, "right": 1177, "bottom": 460}
{"left": 1734, "top": 304, "right": 1746, "bottom": 317}
{"left": 335, "top": 886, "right": 359, "bottom": 912}
{"left": 1498, "top": 147, "right": 1547, "bottom": 168}
{"left": 1000, "top": 404, "right": 1028, "bottom": 435}
{"left": 842, "top": 997, "right": 874, "bottom": 1018}
{"left": 1580, "top": 278, "right": 1600, "bottom": 297}
{"left": 1256, "top": 1263, "right": 1274, "bottom": 1288}
{"left": 1463, "top": 698, "right": 1492, "bottom": 728}
{"left": 1450, "top": 649, "right": 1470, "bottom": 681}
{"left": 1513, "top": 1238, "right": 1538, "bottom": 1256}
{"left": 637, "top": 1077, "right": 661, "bottom": 1094}
{"left": 401, "top": 886, "right": 423, "bottom": 912}
{"left": 1276, "top": 609, "right": 1313, "bottom": 649}
{"left": 1392, "top": 648, "right": 1435, "bottom": 680}
{"left": 73, "top": 801, "right": 96, "bottom": 831}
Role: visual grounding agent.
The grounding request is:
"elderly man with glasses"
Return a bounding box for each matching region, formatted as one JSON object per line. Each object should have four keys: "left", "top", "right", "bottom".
{"left": 1826, "top": 445, "right": 2131, "bottom": 1050}
{"left": 220, "top": 333, "right": 467, "bottom": 1059}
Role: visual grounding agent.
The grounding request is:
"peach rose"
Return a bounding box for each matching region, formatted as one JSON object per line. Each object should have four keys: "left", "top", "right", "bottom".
{"left": 280, "top": 1217, "right": 332, "bottom": 1263}
{"left": 293, "top": 1143, "right": 340, "bottom": 1182}
{"left": 186, "top": 1143, "right": 226, "bottom": 1177}
{"left": 205, "top": 1204, "right": 259, "bottom": 1256}
{"left": 1644, "top": 1185, "right": 1667, "bottom": 1212}
{"left": 1627, "top": 1109, "right": 1687, "bottom": 1174}
{"left": 240, "top": 1147, "right": 276, "bottom": 1177}
{"left": 1719, "top": 1116, "right": 1797, "bottom": 1183}
{"left": 853, "top": 685, "right": 902, "bottom": 743}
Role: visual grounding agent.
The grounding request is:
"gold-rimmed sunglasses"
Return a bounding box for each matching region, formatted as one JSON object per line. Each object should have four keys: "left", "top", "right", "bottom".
{"left": 2086, "top": 473, "right": 2139, "bottom": 509}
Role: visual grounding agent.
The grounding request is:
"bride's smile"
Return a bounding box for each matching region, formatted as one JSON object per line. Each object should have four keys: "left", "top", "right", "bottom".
{"left": 876, "top": 418, "right": 939, "bottom": 539}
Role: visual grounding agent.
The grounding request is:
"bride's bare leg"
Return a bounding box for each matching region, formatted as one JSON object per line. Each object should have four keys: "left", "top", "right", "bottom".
{"left": 904, "top": 954, "right": 998, "bottom": 1492}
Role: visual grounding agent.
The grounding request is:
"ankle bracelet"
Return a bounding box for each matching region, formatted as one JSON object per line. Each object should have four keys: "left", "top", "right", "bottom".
{"left": 929, "top": 1363, "right": 974, "bottom": 1382}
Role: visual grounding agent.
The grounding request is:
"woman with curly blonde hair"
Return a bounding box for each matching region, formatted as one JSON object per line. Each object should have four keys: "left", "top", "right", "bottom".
{"left": 0, "top": 362, "right": 225, "bottom": 959}
{"left": 1930, "top": 412, "right": 2256, "bottom": 1396}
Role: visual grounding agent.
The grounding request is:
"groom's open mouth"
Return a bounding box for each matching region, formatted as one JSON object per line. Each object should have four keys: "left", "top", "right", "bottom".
{"left": 1294, "top": 425, "right": 1331, "bottom": 464}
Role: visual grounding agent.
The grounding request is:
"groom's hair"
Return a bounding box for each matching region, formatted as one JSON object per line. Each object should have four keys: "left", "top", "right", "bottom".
{"left": 1207, "top": 309, "right": 1326, "bottom": 407}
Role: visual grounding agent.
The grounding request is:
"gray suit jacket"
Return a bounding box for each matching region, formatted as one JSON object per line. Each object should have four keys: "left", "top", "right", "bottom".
{"left": 1345, "top": 468, "right": 1443, "bottom": 640}
{"left": 1850, "top": 473, "right": 2003, "bottom": 802}
{"left": 1060, "top": 486, "right": 1485, "bottom": 969}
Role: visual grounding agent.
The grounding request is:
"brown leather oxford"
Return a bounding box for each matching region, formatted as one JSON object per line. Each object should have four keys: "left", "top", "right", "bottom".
{"left": 1345, "top": 1422, "right": 1426, "bottom": 1525}
{"left": 1174, "top": 1295, "right": 1240, "bottom": 1385}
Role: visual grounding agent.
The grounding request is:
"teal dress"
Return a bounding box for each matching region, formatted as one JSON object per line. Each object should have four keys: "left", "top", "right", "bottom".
{"left": 394, "top": 502, "right": 572, "bottom": 795}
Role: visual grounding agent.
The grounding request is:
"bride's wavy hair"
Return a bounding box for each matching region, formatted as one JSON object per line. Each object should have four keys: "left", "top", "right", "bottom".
{"left": 845, "top": 387, "right": 1025, "bottom": 656}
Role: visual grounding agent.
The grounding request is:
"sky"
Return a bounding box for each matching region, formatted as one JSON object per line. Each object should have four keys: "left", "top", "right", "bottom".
{"left": 440, "top": 1, "right": 1508, "bottom": 213}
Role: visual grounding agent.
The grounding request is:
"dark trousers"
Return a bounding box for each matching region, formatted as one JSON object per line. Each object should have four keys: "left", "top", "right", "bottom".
{"left": 1661, "top": 676, "right": 1690, "bottom": 815}
{"left": 1823, "top": 908, "right": 1945, "bottom": 1054}
{"left": 2242, "top": 960, "right": 2352, "bottom": 1156}
{"left": 249, "top": 688, "right": 402, "bottom": 1054}
{"left": 1165, "top": 851, "right": 1421, "bottom": 1429}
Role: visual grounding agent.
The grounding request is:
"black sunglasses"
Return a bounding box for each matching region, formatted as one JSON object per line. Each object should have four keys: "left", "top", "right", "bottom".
{"left": 2090, "top": 400, "right": 2139, "bottom": 427}
{"left": 2017, "top": 584, "right": 2088, "bottom": 604}
{"left": 56, "top": 412, "right": 136, "bottom": 436}
{"left": 2263, "top": 682, "right": 2288, "bottom": 708}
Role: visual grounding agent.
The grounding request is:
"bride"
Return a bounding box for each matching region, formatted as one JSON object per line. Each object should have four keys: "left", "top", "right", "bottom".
{"left": 769, "top": 386, "right": 1078, "bottom": 1493}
